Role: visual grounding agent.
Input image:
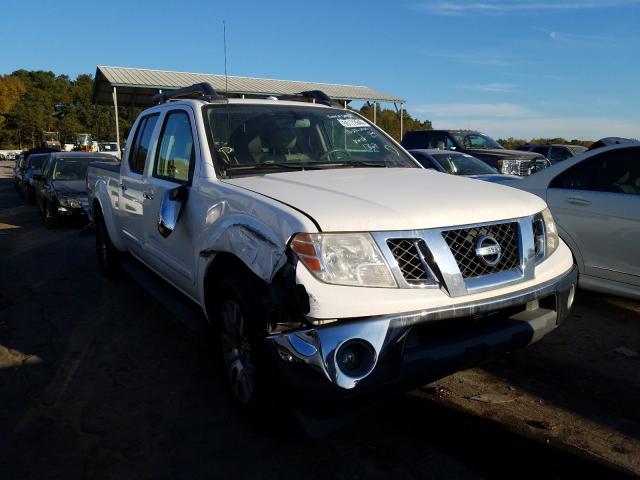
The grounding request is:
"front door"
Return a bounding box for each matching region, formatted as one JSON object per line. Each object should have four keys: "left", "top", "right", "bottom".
{"left": 142, "top": 108, "right": 199, "bottom": 298}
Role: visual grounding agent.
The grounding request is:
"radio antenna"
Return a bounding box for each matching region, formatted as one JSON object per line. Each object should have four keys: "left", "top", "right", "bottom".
{"left": 223, "top": 20, "right": 229, "bottom": 93}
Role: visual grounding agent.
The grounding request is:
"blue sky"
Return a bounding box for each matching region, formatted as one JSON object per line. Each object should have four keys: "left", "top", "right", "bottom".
{"left": 1, "top": 0, "right": 639, "bottom": 140}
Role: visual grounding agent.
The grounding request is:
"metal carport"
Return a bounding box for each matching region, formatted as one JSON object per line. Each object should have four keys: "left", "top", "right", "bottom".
{"left": 92, "top": 66, "right": 406, "bottom": 148}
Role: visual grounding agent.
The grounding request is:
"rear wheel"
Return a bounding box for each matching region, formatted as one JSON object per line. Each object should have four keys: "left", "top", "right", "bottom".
{"left": 95, "top": 214, "right": 119, "bottom": 278}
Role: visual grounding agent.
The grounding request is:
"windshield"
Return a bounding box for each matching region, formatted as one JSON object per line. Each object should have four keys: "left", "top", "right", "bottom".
{"left": 203, "top": 105, "right": 417, "bottom": 176}
{"left": 52, "top": 158, "right": 90, "bottom": 181}
{"left": 431, "top": 152, "right": 498, "bottom": 175}
{"left": 452, "top": 132, "right": 503, "bottom": 150}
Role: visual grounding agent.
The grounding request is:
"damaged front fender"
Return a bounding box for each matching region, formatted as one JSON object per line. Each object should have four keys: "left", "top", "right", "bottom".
{"left": 200, "top": 214, "right": 288, "bottom": 283}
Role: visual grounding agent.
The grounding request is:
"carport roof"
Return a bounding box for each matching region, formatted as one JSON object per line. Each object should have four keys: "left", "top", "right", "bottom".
{"left": 92, "top": 66, "right": 405, "bottom": 106}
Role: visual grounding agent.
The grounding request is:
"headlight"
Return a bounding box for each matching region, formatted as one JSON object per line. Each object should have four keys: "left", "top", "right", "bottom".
{"left": 59, "top": 197, "right": 81, "bottom": 208}
{"left": 534, "top": 207, "right": 559, "bottom": 261}
{"left": 290, "top": 233, "right": 397, "bottom": 288}
{"left": 497, "top": 159, "right": 523, "bottom": 175}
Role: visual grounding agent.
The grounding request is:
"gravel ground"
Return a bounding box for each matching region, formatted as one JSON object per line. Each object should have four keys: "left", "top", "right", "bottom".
{"left": 0, "top": 162, "right": 637, "bottom": 479}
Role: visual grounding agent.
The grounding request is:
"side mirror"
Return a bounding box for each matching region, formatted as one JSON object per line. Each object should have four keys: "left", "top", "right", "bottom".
{"left": 158, "top": 185, "right": 188, "bottom": 238}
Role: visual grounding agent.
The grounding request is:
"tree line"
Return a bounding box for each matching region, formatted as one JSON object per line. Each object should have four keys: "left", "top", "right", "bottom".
{"left": 0, "top": 69, "right": 594, "bottom": 151}
{"left": 0, "top": 70, "right": 143, "bottom": 150}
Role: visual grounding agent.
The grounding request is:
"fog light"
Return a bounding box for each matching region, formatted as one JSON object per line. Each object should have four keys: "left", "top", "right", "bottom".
{"left": 567, "top": 284, "right": 576, "bottom": 309}
{"left": 336, "top": 339, "right": 376, "bottom": 378}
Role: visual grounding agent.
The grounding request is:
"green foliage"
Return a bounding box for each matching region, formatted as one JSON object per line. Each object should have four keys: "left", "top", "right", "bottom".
{"left": 497, "top": 136, "right": 593, "bottom": 149}
{"left": 0, "top": 70, "right": 140, "bottom": 150}
{"left": 358, "top": 103, "right": 432, "bottom": 141}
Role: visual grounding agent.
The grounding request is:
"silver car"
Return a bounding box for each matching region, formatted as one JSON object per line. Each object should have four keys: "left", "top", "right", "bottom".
{"left": 510, "top": 142, "right": 640, "bottom": 300}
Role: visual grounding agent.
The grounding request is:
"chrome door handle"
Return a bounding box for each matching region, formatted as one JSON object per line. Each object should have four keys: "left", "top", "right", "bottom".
{"left": 565, "top": 196, "right": 591, "bottom": 206}
{"left": 142, "top": 191, "right": 154, "bottom": 200}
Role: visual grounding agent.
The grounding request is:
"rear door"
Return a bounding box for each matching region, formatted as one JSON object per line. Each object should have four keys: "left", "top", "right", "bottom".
{"left": 141, "top": 108, "right": 199, "bottom": 297}
{"left": 119, "top": 113, "right": 160, "bottom": 258}
{"left": 547, "top": 146, "right": 640, "bottom": 285}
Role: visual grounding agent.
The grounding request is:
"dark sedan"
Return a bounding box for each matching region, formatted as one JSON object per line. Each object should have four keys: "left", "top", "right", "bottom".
{"left": 408, "top": 149, "right": 522, "bottom": 184}
{"left": 34, "top": 152, "right": 117, "bottom": 228}
{"left": 20, "top": 153, "right": 49, "bottom": 204}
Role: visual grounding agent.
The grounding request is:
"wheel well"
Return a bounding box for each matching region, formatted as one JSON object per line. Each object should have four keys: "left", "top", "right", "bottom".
{"left": 203, "top": 252, "right": 268, "bottom": 321}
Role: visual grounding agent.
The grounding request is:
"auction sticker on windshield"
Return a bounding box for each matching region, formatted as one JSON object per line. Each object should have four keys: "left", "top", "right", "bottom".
{"left": 338, "top": 118, "right": 370, "bottom": 128}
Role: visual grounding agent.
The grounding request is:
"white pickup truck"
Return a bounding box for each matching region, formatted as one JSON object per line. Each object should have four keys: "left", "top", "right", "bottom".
{"left": 87, "top": 84, "right": 577, "bottom": 409}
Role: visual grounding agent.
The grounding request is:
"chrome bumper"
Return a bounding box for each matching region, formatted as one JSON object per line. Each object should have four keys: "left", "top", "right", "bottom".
{"left": 266, "top": 266, "right": 577, "bottom": 396}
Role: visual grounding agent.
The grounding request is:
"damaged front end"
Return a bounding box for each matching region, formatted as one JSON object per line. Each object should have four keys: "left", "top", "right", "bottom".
{"left": 266, "top": 265, "right": 577, "bottom": 400}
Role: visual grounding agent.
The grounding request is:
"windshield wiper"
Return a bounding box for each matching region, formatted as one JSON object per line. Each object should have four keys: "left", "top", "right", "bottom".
{"left": 311, "top": 160, "right": 389, "bottom": 169}
{"left": 224, "top": 162, "right": 324, "bottom": 176}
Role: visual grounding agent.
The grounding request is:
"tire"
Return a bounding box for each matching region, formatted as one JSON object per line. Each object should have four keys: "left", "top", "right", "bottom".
{"left": 43, "top": 201, "right": 57, "bottom": 229}
{"left": 213, "top": 271, "right": 276, "bottom": 414}
{"left": 95, "top": 214, "right": 119, "bottom": 278}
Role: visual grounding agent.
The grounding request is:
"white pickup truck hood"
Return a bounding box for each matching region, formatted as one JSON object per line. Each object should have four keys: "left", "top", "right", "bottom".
{"left": 222, "top": 168, "right": 547, "bottom": 232}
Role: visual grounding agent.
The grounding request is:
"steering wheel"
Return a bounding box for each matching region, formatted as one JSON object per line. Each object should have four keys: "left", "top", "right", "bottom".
{"left": 320, "top": 148, "right": 352, "bottom": 161}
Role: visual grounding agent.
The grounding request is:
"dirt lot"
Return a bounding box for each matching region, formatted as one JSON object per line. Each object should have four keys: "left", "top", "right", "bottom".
{"left": 1, "top": 163, "right": 638, "bottom": 479}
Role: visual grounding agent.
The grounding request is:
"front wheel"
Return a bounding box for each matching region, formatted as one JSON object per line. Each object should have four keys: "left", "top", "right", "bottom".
{"left": 214, "top": 272, "right": 276, "bottom": 413}
{"left": 43, "top": 201, "right": 57, "bottom": 229}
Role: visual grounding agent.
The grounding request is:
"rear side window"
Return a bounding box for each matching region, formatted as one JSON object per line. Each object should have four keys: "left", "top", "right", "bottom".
{"left": 153, "top": 110, "right": 195, "bottom": 183}
{"left": 533, "top": 146, "right": 549, "bottom": 156}
{"left": 550, "top": 147, "right": 572, "bottom": 162}
{"left": 128, "top": 114, "right": 159, "bottom": 174}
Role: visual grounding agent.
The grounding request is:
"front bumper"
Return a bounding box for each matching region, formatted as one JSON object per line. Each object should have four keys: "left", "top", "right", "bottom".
{"left": 266, "top": 265, "right": 577, "bottom": 399}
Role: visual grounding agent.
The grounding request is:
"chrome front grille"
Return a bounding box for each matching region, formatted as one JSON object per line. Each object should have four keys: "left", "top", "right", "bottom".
{"left": 518, "top": 158, "right": 549, "bottom": 176}
{"left": 441, "top": 222, "right": 520, "bottom": 279}
{"left": 386, "top": 239, "right": 430, "bottom": 284}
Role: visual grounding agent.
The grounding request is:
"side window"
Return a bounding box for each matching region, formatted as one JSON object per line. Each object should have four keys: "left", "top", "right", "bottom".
{"left": 128, "top": 114, "right": 159, "bottom": 175}
{"left": 42, "top": 156, "right": 54, "bottom": 178}
{"left": 593, "top": 148, "right": 640, "bottom": 195}
{"left": 533, "top": 146, "right": 549, "bottom": 156}
{"left": 550, "top": 147, "right": 572, "bottom": 162}
{"left": 550, "top": 148, "right": 640, "bottom": 194}
{"left": 154, "top": 111, "right": 195, "bottom": 183}
{"left": 550, "top": 158, "right": 596, "bottom": 190}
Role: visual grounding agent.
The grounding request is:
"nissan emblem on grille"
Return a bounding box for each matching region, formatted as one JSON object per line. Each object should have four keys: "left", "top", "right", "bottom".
{"left": 475, "top": 235, "right": 502, "bottom": 266}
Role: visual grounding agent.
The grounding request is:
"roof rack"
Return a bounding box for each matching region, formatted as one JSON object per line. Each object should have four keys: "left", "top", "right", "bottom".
{"left": 152, "top": 83, "right": 225, "bottom": 104}
{"left": 279, "top": 90, "right": 342, "bottom": 107}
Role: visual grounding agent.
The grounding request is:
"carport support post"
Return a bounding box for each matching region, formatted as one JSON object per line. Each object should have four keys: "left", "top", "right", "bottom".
{"left": 400, "top": 103, "right": 404, "bottom": 141}
{"left": 112, "top": 87, "right": 120, "bottom": 149}
{"left": 373, "top": 101, "right": 377, "bottom": 124}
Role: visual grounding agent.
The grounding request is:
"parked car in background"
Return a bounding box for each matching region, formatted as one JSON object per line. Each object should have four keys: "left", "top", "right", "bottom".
{"left": 586, "top": 137, "right": 636, "bottom": 151}
{"left": 402, "top": 130, "right": 549, "bottom": 176}
{"left": 98, "top": 142, "right": 121, "bottom": 159}
{"left": 13, "top": 154, "right": 25, "bottom": 192}
{"left": 408, "top": 148, "right": 521, "bottom": 184}
{"left": 20, "top": 153, "right": 49, "bottom": 204}
{"left": 34, "top": 152, "right": 117, "bottom": 228}
{"left": 509, "top": 142, "right": 640, "bottom": 300}
{"left": 516, "top": 144, "right": 587, "bottom": 163}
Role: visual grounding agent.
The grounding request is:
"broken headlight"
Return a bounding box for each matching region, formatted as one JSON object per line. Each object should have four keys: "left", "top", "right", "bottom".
{"left": 290, "top": 233, "right": 397, "bottom": 288}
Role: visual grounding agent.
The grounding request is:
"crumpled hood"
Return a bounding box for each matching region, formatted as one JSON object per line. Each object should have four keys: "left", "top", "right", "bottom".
{"left": 222, "top": 168, "right": 547, "bottom": 232}
{"left": 53, "top": 180, "right": 86, "bottom": 196}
